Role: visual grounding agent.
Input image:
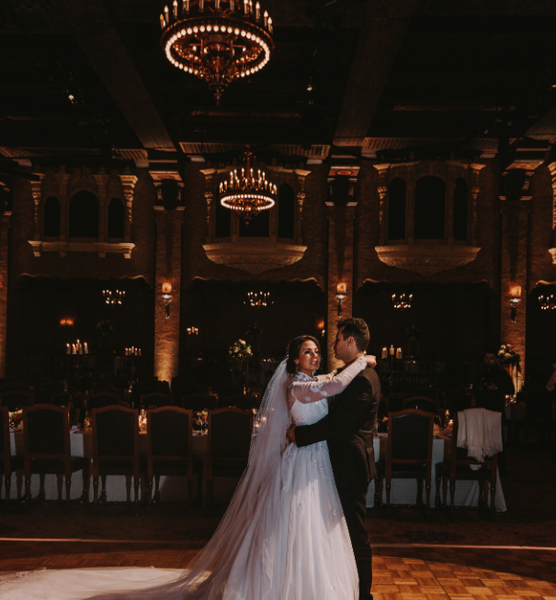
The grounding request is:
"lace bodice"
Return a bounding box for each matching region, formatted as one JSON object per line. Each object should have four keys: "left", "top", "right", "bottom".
{"left": 287, "top": 356, "right": 366, "bottom": 426}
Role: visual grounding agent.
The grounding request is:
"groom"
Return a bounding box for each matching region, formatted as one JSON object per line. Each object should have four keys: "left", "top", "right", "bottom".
{"left": 286, "top": 317, "right": 380, "bottom": 600}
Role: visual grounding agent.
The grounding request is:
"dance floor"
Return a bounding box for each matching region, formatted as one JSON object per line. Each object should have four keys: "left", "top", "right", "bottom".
{"left": 0, "top": 539, "right": 555, "bottom": 600}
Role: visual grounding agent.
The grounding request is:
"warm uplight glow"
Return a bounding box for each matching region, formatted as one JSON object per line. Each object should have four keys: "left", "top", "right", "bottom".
{"left": 162, "top": 282, "right": 172, "bottom": 294}
{"left": 510, "top": 286, "right": 522, "bottom": 298}
{"left": 59, "top": 318, "right": 74, "bottom": 327}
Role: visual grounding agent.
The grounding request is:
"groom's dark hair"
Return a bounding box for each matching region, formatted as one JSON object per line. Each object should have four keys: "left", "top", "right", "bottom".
{"left": 337, "top": 317, "right": 370, "bottom": 352}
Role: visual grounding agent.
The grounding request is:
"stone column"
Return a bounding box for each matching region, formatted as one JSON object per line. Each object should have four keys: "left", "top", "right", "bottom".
{"left": 119, "top": 172, "right": 138, "bottom": 243}
{"left": 153, "top": 201, "right": 185, "bottom": 386}
{"left": 499, "top": 172, "right": 533, "bottom": 391}
{"left": 0, "top": 210, "right": 12, "bottom": 378}
{"left": 326, "top": 204, "right": 357, "bottom": 370}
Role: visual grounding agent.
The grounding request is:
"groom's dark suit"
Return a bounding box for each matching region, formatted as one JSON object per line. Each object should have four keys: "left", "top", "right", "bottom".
{"left": 295, "top": 365, "right": 380, "bottom": 600}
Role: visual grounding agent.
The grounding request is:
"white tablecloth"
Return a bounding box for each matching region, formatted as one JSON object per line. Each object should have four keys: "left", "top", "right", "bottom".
{"left": 8, "top": 431, "right": 506, "bottom": 511}
{"left": 365, "top": 437, "right": 507, "bottom": 511}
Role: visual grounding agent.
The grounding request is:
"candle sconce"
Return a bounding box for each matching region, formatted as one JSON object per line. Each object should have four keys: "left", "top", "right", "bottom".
{"left": 103, "top": 289, "right": 125, "bottom": 306}
{"left": 509, "top": 286, "right": 521, "bottom": 322}
{"left": 162, "top": 283, "right": 172, "bottom": 319}
{"left": 187, "top": 327, "right": 199, "bottom": 335}
{"left": 336, "top": 283, "right": 347, "bottom": 318}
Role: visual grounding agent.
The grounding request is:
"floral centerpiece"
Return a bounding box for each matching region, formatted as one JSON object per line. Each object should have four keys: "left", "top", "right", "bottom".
{"left": 8, "top": 410, "right": 22, "bottom": 430}
{"left": 193, "top": 410, "right": 208, "bottom": 433}
{"left": 497, "top": 343, "right": 521, "bottom": 370}
{"left": 229, "top": 339, "right": 253, "bottom": 360}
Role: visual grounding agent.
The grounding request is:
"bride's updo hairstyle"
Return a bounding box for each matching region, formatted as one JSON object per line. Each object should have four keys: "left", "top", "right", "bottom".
{"left": 286, "top": 335, "right": 321, "bottom": 374}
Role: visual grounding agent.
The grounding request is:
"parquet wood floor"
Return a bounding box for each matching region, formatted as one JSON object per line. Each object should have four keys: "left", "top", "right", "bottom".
{"left": 0, "top": 540, "right": 554, "bottom": 599}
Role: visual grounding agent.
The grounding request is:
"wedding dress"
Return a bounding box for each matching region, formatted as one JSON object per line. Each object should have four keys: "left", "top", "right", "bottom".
{"left": 0, "top": 357, "right": 366, "bottom": 600}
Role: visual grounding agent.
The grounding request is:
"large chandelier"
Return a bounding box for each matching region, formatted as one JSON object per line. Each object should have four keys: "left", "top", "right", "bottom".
{"left": 160, "top": 0, "right": 274, "bottom": 105}
{"left": 219, "top": 149, "right": 277, "bottom": 224}
{"left": 538, "top": 292, "right": 556, "bottom": 311}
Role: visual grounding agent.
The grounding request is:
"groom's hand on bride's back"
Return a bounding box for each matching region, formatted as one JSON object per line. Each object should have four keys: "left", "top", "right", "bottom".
{"left": 286, "top": 425, "right": 297, "bottom": 445}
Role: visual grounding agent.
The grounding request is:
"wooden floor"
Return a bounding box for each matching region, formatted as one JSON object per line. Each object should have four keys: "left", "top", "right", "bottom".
{"left": 0, "top": 539, "right": 555, "bottom": 599}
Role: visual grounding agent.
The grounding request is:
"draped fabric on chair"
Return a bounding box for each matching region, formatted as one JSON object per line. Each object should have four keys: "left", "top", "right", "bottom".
{"left": 204, "top": 407, "right": 253, "bottom": 505}
{"left": 435, "top": 408, "right": 500, "bottom": 519}
{"left": 23, "top": 404, "right": 89, "bottom": 513}
{"left": 92, "top": 406, "right": 142, "bottom": 515}
{"left": 375, "top": 409, "right": 435, "bottom": 516}
{"left": 0, "top": 406, "right": 24, "bottom": 512}
{"left": 146, "top": 407, "right": 194, "bottom": 511}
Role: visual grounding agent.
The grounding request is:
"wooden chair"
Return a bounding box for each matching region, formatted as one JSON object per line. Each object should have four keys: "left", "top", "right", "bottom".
{"left": 435, "top": 408, "right": 500, "bottom": 520}
{"left": 146, "top": 407, "right": 194, "bottom": 512}
{"left": 140, "top": 392, "right": 173, "bottom": 408}
{"left": 403, "top": 396, "right": 437, "bottom": 413}
{"left": 375, "top": 409, "right": 435, "bottom": 516}
{"left": 49, "top": 393, "right": 72, "bottom": 407}
{"left": 204, "top": 407, "right": 253, "bottom": 505}
{"left": 91, "top": 405, "right": 142, "bottom": 515}
{"left": 88, "top": 392, "right": 121, "bottom": 410}
{"left": 0, "top": 406, "right": 24, "bottom": 512}
{"left": 0, "top": 391, "right": 34, "bottom": 412}
{"left": 23, "top": 404, "right": 89, "bottom": 514}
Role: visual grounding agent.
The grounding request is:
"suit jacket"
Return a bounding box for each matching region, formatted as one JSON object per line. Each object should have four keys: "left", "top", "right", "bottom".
{"left": 295, "top": 366, "right": 381, "bottom": 489}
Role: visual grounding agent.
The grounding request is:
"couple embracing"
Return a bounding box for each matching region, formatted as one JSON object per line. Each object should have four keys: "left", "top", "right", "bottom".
{"left": 0, "top": 318, "right": 380, "bottom": 600}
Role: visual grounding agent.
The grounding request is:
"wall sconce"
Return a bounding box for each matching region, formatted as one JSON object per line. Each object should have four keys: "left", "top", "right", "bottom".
{"left": 317, "top": 320, "right": 325, "bottom": 338}
{"left": 336, "top": 283, "right": 347, "bottom": 318}
{"left": 509, "top": 286, "right": 521, "bottom": 322}
{"left": 161, "top": 282, "right": 172, "bottom": 319}
{"left": 59, "top": 317, "right": 74, "bottom": 327}
{"left": 187, "top": 327, "right": 199, "bottom": 335}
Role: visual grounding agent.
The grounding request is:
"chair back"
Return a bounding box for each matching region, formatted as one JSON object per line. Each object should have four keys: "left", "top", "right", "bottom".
{"left": 386, "top": 409, "right": 434, "bottom": 478}
{"left": 49, "top": 393, "right": 72, "bottom": 407}
{"left": 140, "top": 393, "right": 173, "bottom": 408}
{"left": 147, "top": 407, "right": 193, "bottom": 477}
{"left": 92, "top": 405, "right": 139, "bottom": 460}
{"left": 23, "top": 404, "right": 70, "bottom": 460}
{"left": 209, "top": 408, "right": 253, "bottom": 459}
{"left": 0, "top": 391, "right": 34, "bottom": 412}
{"left": 89, "top": 393, "right": 121, "bottom": 410}
{"left": 403, "top": 396, "right": 437, "bottom": 413}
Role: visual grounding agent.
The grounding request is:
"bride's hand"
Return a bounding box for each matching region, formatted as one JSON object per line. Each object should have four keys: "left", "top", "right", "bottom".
{"left": 365, "top": 354, "right": 377, "bottom": 368}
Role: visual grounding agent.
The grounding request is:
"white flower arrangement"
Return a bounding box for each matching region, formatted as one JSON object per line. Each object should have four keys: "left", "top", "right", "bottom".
{"left": 497, "top": 343, "right": 521, "bottom": 369}
{"left": 229, "top": 339, "right": 253, "bottom": 360}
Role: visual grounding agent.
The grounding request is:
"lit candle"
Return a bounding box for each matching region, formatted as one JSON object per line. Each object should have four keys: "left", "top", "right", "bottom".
{"left": 230, "top": 0, "right": 235, "bottom": 11}
{"left": 255, "top": 1, "right": 260, "bottom": 20}
{"left": 66, "top": 343, "right": 70, "bottom": 355}
{"left": 263, "top": 10, "right": 268, "bottom": 27}
{"left": 396, "top": 347, "right": 402, "bottom": 359}
{"left": 84, "top": 342, "right": 88, "bottom": 354}
{"left": 381, "top": 347, "right": 388, "bottom": 359}
{"left": 164, "top": 5, "right": 169, "bottom": 22}
{"left": 389, "top": 345, "right": 395, "bottom": 356}
{"left": 268, "top": 16, "right": 272, "bottom": 33}
{"left": 244, "top": 0, "right": 248, "bottom": 14}
{"left": 160, "top": 13, "right": 165, "bottom": 29}
{"left": 173, "top": 0, "right": 178, "bottom": 19}
{"left": 183, "top": 0, "right": 189, "bottom": 12}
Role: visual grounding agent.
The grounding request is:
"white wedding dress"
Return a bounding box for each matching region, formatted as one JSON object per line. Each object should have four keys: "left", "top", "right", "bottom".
{"left": 0, "top": 357, "right": 366, "bottom": 600}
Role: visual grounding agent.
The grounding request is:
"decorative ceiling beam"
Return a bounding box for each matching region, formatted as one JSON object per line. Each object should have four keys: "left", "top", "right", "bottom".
{"left": 50, "top": 0, "right": 175, "bottom": 153}
{"left": 333, "top": 0, "right": 419, "bottom": 149}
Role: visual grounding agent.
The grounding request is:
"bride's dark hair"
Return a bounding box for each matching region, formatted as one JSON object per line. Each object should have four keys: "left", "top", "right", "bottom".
{"left": 286, "top": 335, "right": 321, "bottom": 374}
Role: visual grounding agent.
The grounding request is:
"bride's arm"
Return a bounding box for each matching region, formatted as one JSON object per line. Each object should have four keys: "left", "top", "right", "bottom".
{"left": 313, "top": 355, "right": 376, "bottom": 383}
{"left": 289, "top": 355, "right": 367, "bottom": 404}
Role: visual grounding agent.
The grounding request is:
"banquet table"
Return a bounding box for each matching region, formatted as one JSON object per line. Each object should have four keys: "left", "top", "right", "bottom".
{"left": 8, "top": 430, "right": 506, "bottom": 511}
{"left": 365, "top": 436, "right": 507, "bottom": 512}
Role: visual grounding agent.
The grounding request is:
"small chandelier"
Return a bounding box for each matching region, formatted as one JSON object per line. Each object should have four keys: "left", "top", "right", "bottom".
{"left": 392, "top": 293, "right": 413, "bottom": 310}
{"left": 160, "top": 0, "right": 274, "bottom": 105}
{"left": 103, "top": 289, "right": 125, "bottom": 306}
{"left": 219, "top": 149, "right": 277, "bottom": 224}
{"left": 244, "top": 291, "right": 273, "bottom": 308}
{"left": 538, "top": 293, "right": 556, "bottom": 311}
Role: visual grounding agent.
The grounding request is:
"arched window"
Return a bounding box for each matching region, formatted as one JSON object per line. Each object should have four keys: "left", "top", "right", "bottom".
{"left": 453, "top": 178, "right": 468, "bottom": 241}
{"left": 278, "top": 184, "right": 295, "bottom": 239}
{"left": 387, "top": 178, "right": 406, "bottom": 241}
{"left": 215, "top": 199, "right": 231, "bottom": 238}
{"left": 107, "top": 197, "right": 125, "bottom": 239}
{"left": 239, "top": 208, "right": 270, "bottom": 237}
{"left": 43, "top": 196, "right": 60, "bottom": 237}
{"left": 69, "top": 190, "right": 99, "bottom": 238}
{"left": 414, "top": 176, "right": 445, "bottom": 240}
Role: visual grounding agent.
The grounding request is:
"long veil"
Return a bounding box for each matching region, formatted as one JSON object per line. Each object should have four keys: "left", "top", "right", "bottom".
{"left": 0, "top": 360, "right": 291, "bottom": 600}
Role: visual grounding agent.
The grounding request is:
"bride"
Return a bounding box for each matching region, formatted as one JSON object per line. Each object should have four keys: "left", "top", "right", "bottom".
{"left": 0, "top": 336, "right": 374, "bottom": 600}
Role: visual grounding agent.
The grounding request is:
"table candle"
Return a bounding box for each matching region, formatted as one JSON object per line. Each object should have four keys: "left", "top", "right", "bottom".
{"left": 84, "top": 343, "right": 88, "bottom": 354}
{"left": 396, "top": 347, "right": 402, "bottom": 359}
{"left": 389, "top": 345, "right": 395, "bottom": 356}
{"left": 66, "top": 343, "right": 70, "bottom": 355}
{"left": 381, "top": 347, "right": 388, "bottom": 359}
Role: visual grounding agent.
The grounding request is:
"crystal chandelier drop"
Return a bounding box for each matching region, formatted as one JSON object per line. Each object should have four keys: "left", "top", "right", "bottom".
{"left": 219, "top": 149, "right": 277, "bottom": 224}
{"left": 160, "top": 0, "right": 274, "bottom": 105}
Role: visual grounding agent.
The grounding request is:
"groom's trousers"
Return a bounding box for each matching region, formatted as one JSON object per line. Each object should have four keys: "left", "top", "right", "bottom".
{"left": 337, "top": 484, "right": 373, "bottom": 600}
